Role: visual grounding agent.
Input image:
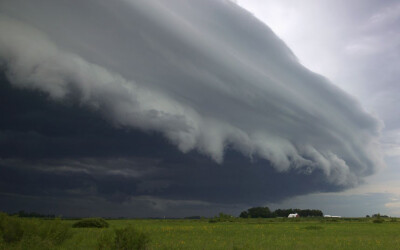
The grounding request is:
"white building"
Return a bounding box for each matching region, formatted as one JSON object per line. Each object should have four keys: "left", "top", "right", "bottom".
{"left": 324, "top": 215, "right": 341, "bottom": 218}
{"left": 288, "top": 213, "right": 299, "bottom": 218}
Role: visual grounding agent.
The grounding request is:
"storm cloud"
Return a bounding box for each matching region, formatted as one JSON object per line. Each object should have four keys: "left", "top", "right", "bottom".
{"left": 0, "top": 0, "right": 384, "bottom": 215}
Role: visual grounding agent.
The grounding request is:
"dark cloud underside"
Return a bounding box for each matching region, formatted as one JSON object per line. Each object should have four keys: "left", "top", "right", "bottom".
{"left": 0, "top": 74, "right": 341, "bottom": 215}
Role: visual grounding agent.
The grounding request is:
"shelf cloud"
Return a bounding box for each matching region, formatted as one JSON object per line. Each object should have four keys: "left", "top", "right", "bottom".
{"left": 0, "top": 0, "right": 384, "bottom": 214}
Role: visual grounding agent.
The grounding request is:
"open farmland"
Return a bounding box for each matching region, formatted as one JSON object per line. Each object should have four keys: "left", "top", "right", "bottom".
{"left": 1, "top": 214, "right": 400, "bottom": 249}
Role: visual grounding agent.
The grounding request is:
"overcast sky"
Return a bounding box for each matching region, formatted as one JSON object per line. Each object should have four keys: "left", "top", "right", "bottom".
{"left": 0, "top": 0, "right": 398, "bottom": 217}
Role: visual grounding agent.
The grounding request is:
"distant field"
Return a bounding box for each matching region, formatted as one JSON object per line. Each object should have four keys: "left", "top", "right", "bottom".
{"left": 2, "top": 216, "right": 400, "bottom": 249}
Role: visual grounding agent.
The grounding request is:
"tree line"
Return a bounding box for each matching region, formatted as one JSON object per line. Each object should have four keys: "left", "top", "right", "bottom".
{"left": 239, "top": 207, "right": 323, "bottom": 218}
{"left": 11, "top": 210, "right": 56, "bottom": 218}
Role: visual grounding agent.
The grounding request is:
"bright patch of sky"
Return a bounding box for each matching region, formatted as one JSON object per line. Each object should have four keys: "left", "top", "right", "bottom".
{"left": 237, "top": 0, "right": 400, "bottom": 216}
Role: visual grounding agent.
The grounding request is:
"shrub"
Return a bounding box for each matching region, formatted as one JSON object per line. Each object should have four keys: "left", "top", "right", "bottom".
{"left": 38, "top": 218, "right": 71, "bottom": 245}
{"left": 372, "top": 213, "right": 384, "bottom": 223}
{"left": 97, "top": 230, "right": 115, "bottom": 250}
{"left": 0, "top": 212, "right": 71, "bottom": 248}
{"left": 209, "top": 213, "right": 235, "bottom": 223}
{"left": 96, "top": 226, "right": 150, "bottom": 250}
{"left": 19, "top": 235, "right": 54, "bottom": 250}
{"left": 114, "top": 226, "right": 150, "bottom": 250}
{"left": 0, "top": 215, "right": 24, "bottom": 243}
{"left": 73, "top": 218, "right": 109, "bottom": 228}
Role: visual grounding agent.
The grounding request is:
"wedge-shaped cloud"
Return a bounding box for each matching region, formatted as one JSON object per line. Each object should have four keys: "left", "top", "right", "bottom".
{"left": 0, "top": 0, "right": 383, "bottom": 187}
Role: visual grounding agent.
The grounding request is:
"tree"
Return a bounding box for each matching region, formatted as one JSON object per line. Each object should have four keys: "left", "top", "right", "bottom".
{"left": 239, "top": 207, "right": 323, "bottom": 218}
{"left": 246, "top": 207, "right": 272, "bottom": 218}
{"left": 239, "top": 211, "right": 249, "bottom": 218}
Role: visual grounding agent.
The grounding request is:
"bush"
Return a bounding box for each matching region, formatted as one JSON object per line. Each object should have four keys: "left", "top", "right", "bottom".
{"left": 97, "top": 230, "right": 115, "bottom": 250}
{"left": 97, "top": 226, "right": 150, "bottom": 250}
{"left": 37, "top": 218, "right": 71, "bottom": 245}
{"left": 115, "top": 226, "right": 150, "bottom": 250}
{"left": 0, "top": 212, "right": 72, "bottom": 248}
{"left": 372, "top": 213, "right": 384, "bottom": 223}
{"left": 73, "top": 218, "right": 109, "bottom": 228}
{"left": 208, "top": 218, "right": 218, "bottom": 223}
{"left": 18, "top": 235, "right": 54, "bottom": 250}
{"left": 0, "top": 214, "right": 24, "bottom": 243}
{"left": 209, "top": 213, "right": 235, "bottom": 223}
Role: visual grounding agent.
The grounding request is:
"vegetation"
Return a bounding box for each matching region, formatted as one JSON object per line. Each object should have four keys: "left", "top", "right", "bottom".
{"left": 239, "top": 207, "right": 323, "bottom": 218}
{"left": 79, "top": 217, "right": 400, "bottom": 249}
{"left": 0, "top": 212, "right": 71, "bottom": 249}
{"left": 372, "top": 213, "right": 389, "bottom": 218}
{"left": 372, "top": 214, "right": 384, "bottom": 224}
{"left": 239, "top": 207, "right": 272, "bottom": 218}
{"left": 209, "top": 213, "right": 235, "bottom": 223}
{"left": 11, "top": 210, "right": 55, "bottom": 219}
{"left": 97, "top": 226, "right": 150, "bottom": 250}
{"left": 1, "top": 211, "right": 400, "bottom": 249}
{"left": 72, "top": 218, "right": 109, "bottom": 228}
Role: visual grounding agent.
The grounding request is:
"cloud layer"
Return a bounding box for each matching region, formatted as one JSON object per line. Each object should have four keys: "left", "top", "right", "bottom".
{"left": 0, "top": 0, "right": 382, "bottom": 193}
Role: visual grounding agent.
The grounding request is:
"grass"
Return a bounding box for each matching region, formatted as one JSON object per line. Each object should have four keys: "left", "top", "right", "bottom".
{"left": 2, "top": 215, "right": 400, "bottom": 249}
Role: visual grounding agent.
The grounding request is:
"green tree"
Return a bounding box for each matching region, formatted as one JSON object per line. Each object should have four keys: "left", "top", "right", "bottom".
{"left": 247, "top": 207, "right": 272, "bottom": 218}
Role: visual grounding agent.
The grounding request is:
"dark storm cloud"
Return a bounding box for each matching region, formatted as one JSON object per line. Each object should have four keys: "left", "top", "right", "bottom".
{"left": 0, "top": 0, "right": 384, "bottom": 215}
{"left": 0, "top": 154, "right": 341, "bottom": 205}
{"left": 0, "top": 75, "right": 341, "bottom": 209}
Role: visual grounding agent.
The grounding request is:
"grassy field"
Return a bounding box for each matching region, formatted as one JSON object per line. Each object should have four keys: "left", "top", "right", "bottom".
{"left": 1, "top": 214, "right": 400, "bottom": 249}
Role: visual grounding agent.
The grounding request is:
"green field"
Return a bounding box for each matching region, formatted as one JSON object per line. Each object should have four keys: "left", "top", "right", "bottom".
{"left": 1, "top": 214, "right": 400, "bottom": 249}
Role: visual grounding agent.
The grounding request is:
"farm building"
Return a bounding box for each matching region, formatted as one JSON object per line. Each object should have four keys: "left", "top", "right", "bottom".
{"left": 288, "top": 213, "right": 299, "bottom": 218}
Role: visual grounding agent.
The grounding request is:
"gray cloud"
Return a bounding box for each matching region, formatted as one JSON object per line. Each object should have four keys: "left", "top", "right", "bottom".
{"left": 0, "top": 78, "right": 344, "bottom": 213}
{"left": 0, "top": 154, "right": 342, "bottom": 207}
{"left": 0, "top": 0, "right": 383, "bottom": 190}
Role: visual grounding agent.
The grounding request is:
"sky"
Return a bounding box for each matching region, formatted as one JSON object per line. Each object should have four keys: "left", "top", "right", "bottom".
{"left": 0, "top": 0, "right": 398, "bottom": 217}
{"left": 236, "top": 0, "right": 400, "bottom": 216}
